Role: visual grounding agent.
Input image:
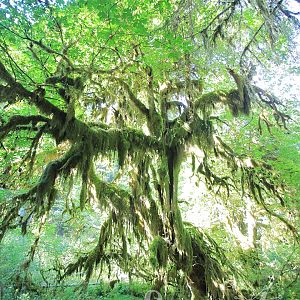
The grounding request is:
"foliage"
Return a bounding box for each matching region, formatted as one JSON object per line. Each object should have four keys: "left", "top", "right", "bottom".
{"left": 0, "top": 0, "right": 299, "bottom": 299}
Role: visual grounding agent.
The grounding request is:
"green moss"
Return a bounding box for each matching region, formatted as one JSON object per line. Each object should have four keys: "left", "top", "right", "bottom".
{"left": 148, "top": 112, "right": 163, "bottom": 138}
{"left": 117, "top": 135, "right": 130, "bottom": 167}
{"left": 149, "top": 236, "right": 168, "bottom": 269}
{"left": 149, "top": 199, "right": 163, "bottom": 234}
{"left": 190, "top": 117, "right": 213, "bottom": 151}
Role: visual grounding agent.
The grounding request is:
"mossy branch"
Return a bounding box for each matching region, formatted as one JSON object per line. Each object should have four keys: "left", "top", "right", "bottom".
{"left": 115, "top": 78, "right": 150, "bottom": 116}
{"left": 89, "top": 167, "right": 131, "bottom": 212}
{"left": 24, "top": 35, "right": 74, "bottom": 68}
{"left": 63, "top": 213, "right": 114, "bottom": 282}
{"left": 0, "top": 115, "right": 50, "bottom": 140}
{"left": 0, "top": 61, "right": 33, "bottom": 97}
{"left": 0, "top": 62, "right": 162, "bottom": 156}
{"left": 0, "top": 145, "right": 82, "bottom": 242}
{"left": 0, "top": 84, "right": 19, "bottom": 104}
{"left": 210, "top": 136, "right": 298, "bottom": 237}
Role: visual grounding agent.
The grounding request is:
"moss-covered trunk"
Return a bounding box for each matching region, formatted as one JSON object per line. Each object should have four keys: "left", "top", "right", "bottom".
{"left": 188, "top": 239, "right": 208, "bottom": 299}
{"left": 165, "top": 145, "right": 208, "bottom": 298}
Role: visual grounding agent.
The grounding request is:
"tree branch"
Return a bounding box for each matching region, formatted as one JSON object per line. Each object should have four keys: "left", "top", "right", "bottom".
{"left": 0, "top": 61, "right": 33, "bottom": 97}
{"left": 0, "top": 144, "right": 83, "bottom": 241}
{"left": 24, "top": 35, "right": 73, "bottom": 68}
{"left": 114, "top": 78, "right": 150, "bottom": 116}
{"left": 240, "top": 22, "right": 265, "bottom": 65}
{"left": 0, "top": 62, "right": 161, "bottom": 156}
{"left": 0, "top": 84, "right": 19, "bottom": 104}
{"left": 0, "top": 115, "right": 50, "bottom": 140}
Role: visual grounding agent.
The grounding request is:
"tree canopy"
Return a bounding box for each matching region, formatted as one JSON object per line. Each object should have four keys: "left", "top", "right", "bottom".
{"left": 0, "top": 0, "right": 299, "bottom": 299}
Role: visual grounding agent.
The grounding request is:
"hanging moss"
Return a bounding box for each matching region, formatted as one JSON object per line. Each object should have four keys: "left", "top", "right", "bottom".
{"left": 35, "top": 160, "right": 60, "bottom": 208}
{"left": 149, "top": 199, "right": 164, "bottom": 234}
{"left": 33, "top": 145, "right": 81, "bottom": 212}
{"left": 148, "top": 111, "right": 163, "bottom": 138}
{"left": 64, "top": 214, "right": 113, "bottom": 282}
{"left": 195, "top": 88, "right": 252, "bottom": 119}
{"left": 195, "top": 92, "right": 220, "bottom": 119}
{"left": 79, "top": 182, "right": 87, "bottom": 210}
{"left": 172, "top": 208, "right": 193, "bottom": 273}
{"left": 117, "top": 134, "right": 130, "bottom": 167}
{"left": 227, "top": 88, "right": 251, "bottom": 117}
{"left": 184, "top": 223, "right": 243, "bottom": 300}
{"left": 227, "top": 90, "right": 241, "bottom": 116}
{"left": 190, "top": 116, "right": 214, "bottom": 151}
{"left": 89, "top": 167, "right": 133, "bottom": 220}
{"left": 149, "top": 236, "right": 168, "bottom": 269}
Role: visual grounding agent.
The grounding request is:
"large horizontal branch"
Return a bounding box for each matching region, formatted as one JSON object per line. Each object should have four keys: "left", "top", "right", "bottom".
{"left": 0, "top": 115, "right": 50, "bottom": 140}
{"left": 193, "top": 82, "right": 288, "bottom": 124}
{"left": 33, "top": 95, "right": 161, "bottom": 153}
{"left": 0, "top": 62, "right": 161, "bottom": 154}
{"left": 253, "top": 86, "right": 282, "bottom": 105}
{"left": 194, "top": 89, "right": 240, "bottom": 114}
{"left": 0, "top": 61, "right": 62, "bottom": 114}
{"left": 171, "top": 90, "right": 232, "bottom": 125}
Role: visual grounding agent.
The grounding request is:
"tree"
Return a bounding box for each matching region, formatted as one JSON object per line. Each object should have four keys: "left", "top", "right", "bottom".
{"left": 0, "top": 0, "right": 299, "bottom": 299}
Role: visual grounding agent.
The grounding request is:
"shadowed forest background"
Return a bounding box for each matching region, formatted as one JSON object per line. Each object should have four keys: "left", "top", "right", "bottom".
{"left": 0, "top": 0, "right": 299, "bottom": 299}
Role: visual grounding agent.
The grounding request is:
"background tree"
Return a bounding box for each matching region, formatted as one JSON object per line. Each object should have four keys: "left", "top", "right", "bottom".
{"left": 0, "top": 0, "right": 299, "bottom": 299}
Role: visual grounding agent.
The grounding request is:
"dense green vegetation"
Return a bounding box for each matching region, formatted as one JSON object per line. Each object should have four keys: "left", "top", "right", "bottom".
{"left": 0, "top": 0, "right": 299, "bottom": 299}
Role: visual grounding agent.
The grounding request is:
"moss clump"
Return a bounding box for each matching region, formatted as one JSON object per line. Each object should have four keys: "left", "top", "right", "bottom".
{"left": 149, "top": 200, "right": 163, "bottom": 234}
{"left": 190, "top": 116, "right": 213, "bottom": 151}
{"left": 148, "top": 111, "right": 163, "bottom": 138}
{"left": 227, "top": 88, "right": 251, "bottom": 117}
{"left": 149, "top": 236, "right": 168, "bottom": 269}
{"left": 117, "top": 135, "right": 130, "bottom": 167}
